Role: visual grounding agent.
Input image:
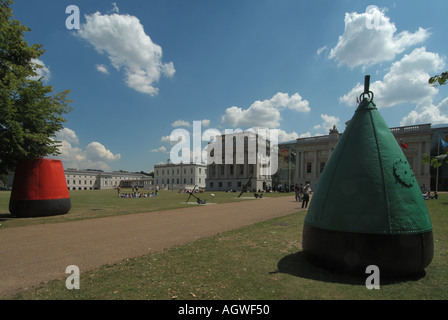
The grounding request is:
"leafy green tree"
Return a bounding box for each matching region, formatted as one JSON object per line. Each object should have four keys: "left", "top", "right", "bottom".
{"left": 429, "top": 71, "right": 448, "bottom": 87}
{"left": 0, "top": 0, "right": 72, "bottom": 175}
{"left": 423, "top": 152, "right": 447, "bottom": 169}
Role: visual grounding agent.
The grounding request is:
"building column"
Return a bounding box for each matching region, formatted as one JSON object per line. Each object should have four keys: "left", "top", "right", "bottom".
{"left": 417, "top": 140, "right": 423, "bottom": 176}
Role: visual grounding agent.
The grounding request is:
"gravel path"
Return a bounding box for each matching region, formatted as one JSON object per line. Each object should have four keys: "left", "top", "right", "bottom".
{"left": 0, "top": 196, "right": 302, "bottom": 298}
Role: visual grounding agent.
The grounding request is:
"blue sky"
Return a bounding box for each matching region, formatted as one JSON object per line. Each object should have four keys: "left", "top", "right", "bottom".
{"left": 11, "top": 0, "right": 448, "bottom": 173}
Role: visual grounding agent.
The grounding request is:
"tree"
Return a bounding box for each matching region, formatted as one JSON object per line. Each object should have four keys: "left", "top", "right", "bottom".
{"left": 428, "top": 71, "right": 448, "bottom": 87}
{"left": 0, "top": 0, "right": 72, "bottom": 175}
{"left": 422, "top": 152, "right": 447, "bottom": 169}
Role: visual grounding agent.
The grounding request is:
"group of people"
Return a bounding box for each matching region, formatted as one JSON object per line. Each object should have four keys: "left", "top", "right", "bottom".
{"left": 117, "top": 185, "right": 159, "bottom": 198}
{"left": 120, "top": 192, "right": 155, "bottom": 198}
{"left": 423, "top": 191, "right": 438, "bottom": 200}
{"left": 420, "top": 184, "right": 438, "bottom": 200}
{"left": 294, "top": 183, "right": 312, "bottom": 208}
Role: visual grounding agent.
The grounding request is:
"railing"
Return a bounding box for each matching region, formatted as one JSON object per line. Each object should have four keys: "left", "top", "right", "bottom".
{"left": 297, "top": 133, "right": 341, "bottom": 144}
{"left": 390, "top": 124, "right": 431, "bottom": 135}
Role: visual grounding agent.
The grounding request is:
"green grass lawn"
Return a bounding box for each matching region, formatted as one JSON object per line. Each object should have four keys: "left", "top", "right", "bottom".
{"left": 4, "top": 192, "right": 448, "bottom": 300}
{"left": 0, "top": 189, "right": 291, "bottom": 229}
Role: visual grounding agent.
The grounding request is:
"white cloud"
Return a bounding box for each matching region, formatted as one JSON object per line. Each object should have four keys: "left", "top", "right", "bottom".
{"left": 77, "top": 10, "right": 175, "bottom": 95}
{"left": 221, "top": 92, "right": 310, "bottom": 128}
{"left": 96, "top": 64, "right": 110, "bottom": 74}
{"left": 299, "top": 132, "right": 312, "bottom": 138}
{"left": 201, "top": 119, "right": 211, "bottom": 128}
{"left": 85, "top": 142, "right": 121, "bottom": 162}
{"left": 151, "top": 146, "right": 168, "bottom": 153}
{"left": 54, "top": 128, "right": 120, "bottom": 170}
{"left": 401, "top": 97, "right": 448, "bottom": 126}
{"left": 56, "top": 128, "right": 79, "bottom": 144}
{"left": 277, "top": 129, "right": 299, "bottom": 142}
{"left": 29, "top": 59, "right": 51, "bottom": 82}
{"left": 313, "top": 114, "right": 341, "bottom": 135}
{"left": 340, "top": 47, "right": 445, "bottom": 108}
{"left": 171, "top": 120, "right": 191, "bottom": 127}
{"left": 329, "top": 7, "right": 429, "bottom": 69}
{"left": 316, "top": 45, "right": 328, "bottom": 56}
{"left": 161, "top": 135, "right": 171, "bottom": 142}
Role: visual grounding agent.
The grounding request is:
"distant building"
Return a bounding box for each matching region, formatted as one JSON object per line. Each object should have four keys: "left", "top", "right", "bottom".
{"left": 64, "top": 169, "right": 152, "bottom": 190}
{"left": 273, "top": 123, "right": 448, "bottom": 191}
{"left": 8, "top": 169, "right": 153, "bottom": 190}
{"left": 153, "top": 160, "right": 207, "bottom": 190}
{"left": 206, "top": 131, "right": 273, "bottom": 192}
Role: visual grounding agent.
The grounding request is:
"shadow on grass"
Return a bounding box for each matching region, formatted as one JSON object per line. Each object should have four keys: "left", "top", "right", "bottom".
{"left": 271, "top": 251, "right": 426, "bottom": 286}
{"left": 0, "top": 213, "right": 14, "bottom": 221}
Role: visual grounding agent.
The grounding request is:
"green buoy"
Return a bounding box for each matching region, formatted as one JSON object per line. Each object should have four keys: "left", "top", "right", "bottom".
{"left": 302, "top": 76, "right": 433, "bottom": 277}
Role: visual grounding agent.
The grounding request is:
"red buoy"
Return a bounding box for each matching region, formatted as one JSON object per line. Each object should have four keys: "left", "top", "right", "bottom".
{"left": 9, "top": 158, "right": 71, "bottom": 218}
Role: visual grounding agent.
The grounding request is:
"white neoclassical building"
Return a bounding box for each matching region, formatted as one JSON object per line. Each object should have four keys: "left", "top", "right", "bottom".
{"left": 153, "top": 160, "right": 207, "bottom": 190}
{"left": 8, "top": 168, "right": 153, "bottom": 191}
{"left": 274, "top": 123, "right": 446, "bottom": 191}
{"left": 205, "top": 131, "right": 273, "bottom": 192}
{"left": 64, "top": 169, "right": 151, "bottom": 190}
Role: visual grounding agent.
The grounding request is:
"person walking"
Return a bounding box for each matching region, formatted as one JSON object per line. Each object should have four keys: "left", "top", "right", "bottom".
{"left": 302, "top": 183, "right": 311, "bottom": 209}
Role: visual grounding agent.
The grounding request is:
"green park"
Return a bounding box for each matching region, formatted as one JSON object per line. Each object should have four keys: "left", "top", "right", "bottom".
{"left": 0, "top": 189, "right": 447, "bottom": 300}
{"left": 1, "top": 0, "right": 448, "bottom": 302}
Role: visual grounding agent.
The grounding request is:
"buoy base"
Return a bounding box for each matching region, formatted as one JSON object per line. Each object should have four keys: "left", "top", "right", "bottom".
{"left": 302, "top": 222, "right": 433, "bottom": 277}
{"left": 9, "top": 198, "right": 71, "bottom": 218}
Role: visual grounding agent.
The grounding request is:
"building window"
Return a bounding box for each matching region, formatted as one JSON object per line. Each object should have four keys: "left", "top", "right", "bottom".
{"left": 320, "top": 162, "right": 326, "bottom": 173}
{"left": 306, "top": 162, "right": 312, "bottom": 174}
{"left": 210, "top": 182, "right": 214, "bottom": 188}
{"left": 237, "top": 181, "right": 242, "bottom": 187}
{"left": 199, "top": 178, "right": 202, "bottom": 183}
{"left": 199, "top": 168, "right": 202, "bottom": 174}
{"left": 230, "top": 165, "right": 234, "bottom": 175}
{"left": 218, "top": 182, "right": 222, "bottom": 188}
{"left": 239, "top": 165, "right": 244, "bottom": 174}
